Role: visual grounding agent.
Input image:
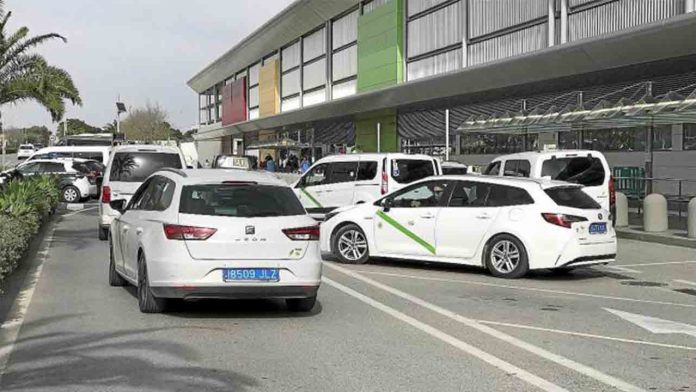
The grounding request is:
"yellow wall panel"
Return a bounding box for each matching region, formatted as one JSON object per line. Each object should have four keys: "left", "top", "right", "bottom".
{"left": 259, "top": 60, "right": 280, "bottom": 117}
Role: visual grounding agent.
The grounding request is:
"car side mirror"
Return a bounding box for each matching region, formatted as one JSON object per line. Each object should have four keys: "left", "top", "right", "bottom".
{"left": 109, "top": 199, "right": 127, "bottom": 215}
{"left": 186, "top": 165, "right": 194, "bottom": 169}
{"left": 380, "top": 198, "right": 392, "bottom": 212}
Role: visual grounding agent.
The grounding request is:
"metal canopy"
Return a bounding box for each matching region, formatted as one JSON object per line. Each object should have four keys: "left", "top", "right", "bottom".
{"left": 456, "top": 82, "right": 696, "bottom": 135}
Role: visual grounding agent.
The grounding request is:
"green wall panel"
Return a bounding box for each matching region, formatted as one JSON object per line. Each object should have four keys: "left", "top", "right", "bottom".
{"left": 357, "top": 0, "right": 404, "bottom": 93}
{"left": 355, "top": 113, "right": 398, "bottom": 153}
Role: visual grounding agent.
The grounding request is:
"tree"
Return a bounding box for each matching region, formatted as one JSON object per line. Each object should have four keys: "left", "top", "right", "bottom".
{"left": 103, "top": 120, "right": 117, "bottom": 133}
{"left": 120, "top": 103, "right": 170, "bottom": 142}
{"left": 55, "top": 118, "right": 101, "bottom": 136}
{"left": 0, "top": 2, "right": 81, "bottom": 122}
{"left": 3, "top": 125, "right": 50, "bottom": 148}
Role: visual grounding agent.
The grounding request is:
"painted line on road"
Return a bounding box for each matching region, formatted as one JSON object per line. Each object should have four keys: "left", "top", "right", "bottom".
{"left": 673, "top": 279, "right": 696, "bottom": 287}
{"left": 323, "top": 277, "right": 569, "bottom": 392}
{"left": 605, "top": 265, "right": 643, "bottom": 274}
{"left": 615, "top": 261, "right": 696, "bottom": 268}
{"left": 326, "top": 263, "right": 648, "bottom": 392}
{"left": 350, "top": 269, "right": 696, "bottom": 308}
{"left": 476, "top": 320, "right": 696, "bottom": 352}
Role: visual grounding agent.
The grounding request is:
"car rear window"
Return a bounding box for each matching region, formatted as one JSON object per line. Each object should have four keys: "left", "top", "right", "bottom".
{"left": 392, "top": 159, "right": 435, "bottom": 184}
{"left": 541, "top": 157, "right": 605, "bottom": 187}
{"left": 72, "top": 162, "right": 91, "bottom": 174}
{"left": 19, "top": 145, "right": 33, "bottom": 150}
{"left": 180, "top": 184, "right": 306, "bottom": 217}
{"left": 545, "top": 187, "right": 601, "bottom": 209}
{"left": 109, "top": 152, "right": 181, "bottom": 182}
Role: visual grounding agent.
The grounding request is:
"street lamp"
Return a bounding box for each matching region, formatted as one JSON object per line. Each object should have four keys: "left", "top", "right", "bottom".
{"left": 116, "top": 101, "right": 127, "bottom": 138}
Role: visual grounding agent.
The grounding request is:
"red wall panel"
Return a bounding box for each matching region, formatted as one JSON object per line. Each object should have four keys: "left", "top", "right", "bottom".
{"left": 222, "top": 77, "right": 247, "bottom": 126}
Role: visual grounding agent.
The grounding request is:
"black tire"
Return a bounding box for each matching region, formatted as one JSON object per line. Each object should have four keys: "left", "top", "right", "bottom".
{"left": 484, "top": 234, "right": 529, "bottom": 279}
{"left": 98, "top": 226, "right": 109, "bottom": 241}
{"left": 137, "top": 253, "right": 168, "bottom": 313}
{"left": 62, "top": 185, "right": 81, "bottom": 203}
{"left": 332, "top": 224, "right": 370, "bottom": 264}
{"left": 286, "top": 295, "right": 317, "bottom": 312}
{"left": 108, "top": 239, "right": 127, "bottom": 287}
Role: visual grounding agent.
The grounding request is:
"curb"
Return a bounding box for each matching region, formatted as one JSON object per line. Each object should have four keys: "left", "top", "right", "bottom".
{"left": 616, "top": 228, "right": 696, "bottom": 249}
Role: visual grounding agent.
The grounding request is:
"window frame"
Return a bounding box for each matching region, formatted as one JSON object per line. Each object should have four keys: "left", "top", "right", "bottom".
{"left": 380, "top": 180, "right": 453, "bottom": 209}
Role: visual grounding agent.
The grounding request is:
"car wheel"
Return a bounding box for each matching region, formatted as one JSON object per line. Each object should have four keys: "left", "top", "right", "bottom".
{"left": 62, "top": 186, "right": 80, "bottom": 203}
{"left": 332, "top": 224, "right": 370, "bottom": 264}
{"left": 137, "top": 253, "right": 167, "bottom": 313}
{"left": 108, "top": 240, "right": 127, "bottom": 287}
{"left": 286, "top": 295, "right": 317, "bottom": 312}
{"left": 98, "top": 226, "right": 108, "bottom": 241}
{"left": 485, "top": 234, "right": 529, "bottom": 279}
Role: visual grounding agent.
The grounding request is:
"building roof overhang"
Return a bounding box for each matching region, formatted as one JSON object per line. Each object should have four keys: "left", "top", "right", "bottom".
{"left": 194, "top": 12, "right": 696, "bottom": 141}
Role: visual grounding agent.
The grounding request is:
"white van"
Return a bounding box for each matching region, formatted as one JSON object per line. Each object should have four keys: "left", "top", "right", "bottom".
{"left": 294, "top": 153, "right": 441, "bottom": 216}
{"left": 98, "top": 145, "right": 187, "bottom": 240}
{"left": 27, "top": 146, "right": 112, "bottom": 164}
{"left": 483, "top": 150, "right": 614, "bottom": 212}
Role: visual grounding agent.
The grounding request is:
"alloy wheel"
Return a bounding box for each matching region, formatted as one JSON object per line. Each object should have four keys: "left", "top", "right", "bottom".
{"left": 490, "top": 240, "right": 521, "bottom": 274}
{"left": 337, "top": 230, "right": 367, "bottom": 262}
{"left": 63, "top": 187, "right": 78, "bottom": 203}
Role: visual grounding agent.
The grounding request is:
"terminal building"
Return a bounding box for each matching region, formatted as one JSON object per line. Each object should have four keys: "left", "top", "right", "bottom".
{"left": 189, "top": 0, "right": 696, "bottom": 191}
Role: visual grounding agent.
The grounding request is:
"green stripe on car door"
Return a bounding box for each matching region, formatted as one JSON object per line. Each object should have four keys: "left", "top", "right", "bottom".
{"left": 301, "top": 188, "right": 322, "bottom": 208}
{"left": 376, "top": 210, "right": 436, "bottom": 255}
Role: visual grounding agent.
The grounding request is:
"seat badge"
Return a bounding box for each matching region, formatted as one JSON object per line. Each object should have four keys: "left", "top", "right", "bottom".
{"left": 245, "top": 226, "right": 255, "bottom": 235}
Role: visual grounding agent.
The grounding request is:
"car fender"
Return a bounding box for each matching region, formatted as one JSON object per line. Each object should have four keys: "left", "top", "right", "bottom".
{"left": 322, "top": 204, "right": 376, "bottom": 253}
{"left": 476, "top": 223, "right": 533, "bottom": 268}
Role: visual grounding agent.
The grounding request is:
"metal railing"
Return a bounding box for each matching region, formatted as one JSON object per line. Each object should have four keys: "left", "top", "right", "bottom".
{"left": 614, "top": 176, "right": 696, "bottom": 218}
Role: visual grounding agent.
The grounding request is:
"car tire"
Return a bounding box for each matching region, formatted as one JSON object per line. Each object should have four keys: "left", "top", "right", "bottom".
{"left": 137, "top": 253, "right": 168, "bottom": 313}
{"left": 62, "top": 186, "right": 81, "bottom": 203}
{"left": 286, "top": 295, "right": 317, "bottom": 312}
{"left": 108, "top": 240, "right": 127, "bottom": 287}
{"left": 98, "top": 226, "right": 108, "bottom": 241}
{"left": 484, "top": 234, "right": 529, "bottom": 279}
{"left": 332, "top": 224, "right": 370, "bottom": 265}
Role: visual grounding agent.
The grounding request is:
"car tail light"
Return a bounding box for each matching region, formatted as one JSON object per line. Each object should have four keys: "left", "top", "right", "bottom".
{"left": 282, "top": 226, "right": 320, "bottom": 241}
{"left": 381, "top": 169, "right": 388, "bottom": 195}
{"left": 101, "top": 186, "right": 111, "bottom": 203}
{"left": 541, "top": 213, "right": 588, "bottom": 229}
{"left": 609, "top": 175, "right": 616, "bottom": 207}
{"left": 163, "top": 224, "right": 217, "bottom": 240}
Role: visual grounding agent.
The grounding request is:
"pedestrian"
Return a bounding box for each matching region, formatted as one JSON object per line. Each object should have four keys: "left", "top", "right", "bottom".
{"left": 265, "top": 154, "right": 276, "bottom": 173}
{"left": 300, "top": 156, "right": 310, "bottom": 174}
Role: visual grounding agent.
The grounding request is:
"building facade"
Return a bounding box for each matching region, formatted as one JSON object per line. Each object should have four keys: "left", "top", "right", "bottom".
{"left": 189, "top": 0, "right": 696, "bottom": 189}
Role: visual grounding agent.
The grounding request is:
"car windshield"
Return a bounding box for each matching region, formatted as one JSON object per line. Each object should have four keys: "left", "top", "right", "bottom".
{"left": 109, "top": 152, "right": 181, "bottom": 182}
{"left": 541, "top": 157, "right": 605, "bottom": 187}
{"left": 391, "top": 159, "right": 435, "bottom": 184}
{"left": 545, "top": 186, "right": 601, "bottom": 209}
{"left": 180, "top": 184, "right": 306, "bottom": 217}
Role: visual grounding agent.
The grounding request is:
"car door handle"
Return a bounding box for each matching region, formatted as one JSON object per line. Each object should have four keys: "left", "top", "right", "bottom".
{"left": 323, "top": 190, "right": 333, "bottom": 193}
{"left": 476, "top": 214, "right": 491, "bottom": 220}
{"left": 420, "top": 213, "right": 435, "bottom": 219}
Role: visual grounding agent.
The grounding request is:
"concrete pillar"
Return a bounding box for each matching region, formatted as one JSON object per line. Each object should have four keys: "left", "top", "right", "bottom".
{"left": 687, "top": 0, "right": 696, "bottom": 13}
{"left": 643, "top": 193, "right": 668, "bottom": 232}
{"left": 547, "top": 0, "right": 555, "bottom": 47}
{"left": 689, "top": 198, "right": 696, "bottom": 238}
{"left": 560, "top": 0, "right": 568, "bottom": 44}
{"left": 615, "top": 192, "right": 629, "bottom": 227}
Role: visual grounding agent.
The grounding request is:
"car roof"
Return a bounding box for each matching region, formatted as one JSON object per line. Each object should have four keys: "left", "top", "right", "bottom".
{"left": 491, "top": 150, "right": 604, "bottom": 161}
{"left": 158, "top": 169, "right": 289, "bottom": 187}
{"left": 316, "top": 153, "right": 435, "bottom": 163}
{"left": 19, "top": 159, "right": 72, "bottom": 166}
{"left": 436, "top": 174, "right": 581, "bottom": 190}
{"left": 35, "top": 146, "right": 111, "bottom": 152}
{"left": 111, "top": 144, "right": 180, "bottom": 154}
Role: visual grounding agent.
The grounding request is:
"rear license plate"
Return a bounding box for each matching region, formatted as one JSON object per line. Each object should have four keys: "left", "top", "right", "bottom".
{"left": 223, "top": 268, "right": 279, "bottom": 282}
{"left": 589, "top": 223, "right": 607, "bottom": 235}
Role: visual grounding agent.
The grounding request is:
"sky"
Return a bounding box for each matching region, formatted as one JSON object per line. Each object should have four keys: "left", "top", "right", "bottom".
{"left": 3, "top": 0, "right": 294, "bottom": 133}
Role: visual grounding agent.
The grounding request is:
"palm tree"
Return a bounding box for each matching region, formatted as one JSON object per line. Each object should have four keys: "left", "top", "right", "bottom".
{"left": 0, "top": 1, "right": 82, "bottom": 122}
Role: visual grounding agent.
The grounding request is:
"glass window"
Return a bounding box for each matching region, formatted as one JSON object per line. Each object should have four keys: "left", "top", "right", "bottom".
{"left": 74, "top": 151, "right": 104, "bottom": 162}
{"left": 652, "top": 125, "right": 672, "bottom": 151}
{"left": 503, "top": 160, "right": 531, "bottom": 178}
{"left": 357, "top": 161, "right": 378, "bottom": 181}
{"left": 303, "top": 28, "right": 326, "bottom": 61}
{"left": 390, "top": 180, "right": 450, "bottom": 208}
{"left": 583, "top": 128, "right": 646, "bottom": 151}
{"left": 281, "top": 96, "right": 301, "bottom": 112}
{"left": 448, "top": 181, "right": 492, "bottom": 207}
{"left": 332, "top": 79, "right": 357, "bottom": 99}
{"left": 328, "top": 162, "right": 357, "bottom": 184}
{"left": 545, "top": 187, "right": 601, "bottom": 209}
{"left": 363, "top": 0, "right": 391, "bottom": 14}
{"left": 281, "top": 69, "right": 300, "bottom": 97}
{"left": 408, "top": 0, "right": 450, "bottom": 16}
{"left": 302, "top": 88, "right": 326, "bottom": 107}
{"left": 143, "top": 178, "right": 176, "bottom": 211}
{"left": 303, "top": 58, "right": 326, "bottom": 91}
{"left": 40, "top": 162, "right": 66, "bottom": 173}
{"left": 333, "top": 10, "right": 358, "bottom": 49}
{"left": 541, "top": 157, "right": 605, "bottom": 187}
{"left": 487, "top": 184, "right": 534, "bottom": 206}
{"left": 391, "top": 159, "right": 435, "bottom": 184}
{"left": 407, "top": 2, "right": 462, "bottom": 58}
{"left": 180, "top": 184, "right": 305, "bottom": 217}
{"left": 248, "top": 86, "right": 260, "bottom": 108}
{"left": 17, "top": 162, "right": 41, "bottom": 175}
{"left": 282, "top": 42, "right": 301, "bottom": 72}
{"left": 407, "top": 48, "right": 461, "bottom": 81}
{"left": 685, "top": 123, "right": 696, "bottom": 151}
{"left": 302, "top": 163, "right": 329, "bottom": 187}
{"left": 248, "top": 62, "right": 261, "bottom": 86}
{"left": 332, "top": 45, "right": 358, "bottom": 82}
{"left": 559, "top": 130, "right": 580, "bottom": 149}
{"left": 71, "top": 162, "right": 91, "bottom": 174}
{"left": 128, "top": 178, "right": 157, "bottom": 210}
{"left": 483, "top": 161, "right": 501, "bottom": 176}
{"left": 109, "top": 152, "right": 182, "bottom": 183}
{"left": 461, "top": 133, "right": 526, "bottom": 154}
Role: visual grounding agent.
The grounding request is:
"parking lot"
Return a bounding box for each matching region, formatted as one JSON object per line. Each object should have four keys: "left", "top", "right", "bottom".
{"left": 0, "top": 204, "right": 694, "bottom": 392}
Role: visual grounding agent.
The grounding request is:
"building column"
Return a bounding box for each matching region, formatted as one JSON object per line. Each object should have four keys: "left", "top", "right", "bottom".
{"left": 673, "top": 123, "right": 684, "bottom": 151}
{"left": 547, "top": 0, "right": 556, "bottom": 47}
{"left": 687, "top": 0, "right": 696, "bottom": 13}
{"left": 560, "top": 0, "right": 569, "bottom": 44}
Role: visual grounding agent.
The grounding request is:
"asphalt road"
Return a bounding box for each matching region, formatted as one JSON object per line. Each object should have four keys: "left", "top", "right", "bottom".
{"left": 0, "top": 205, "right": 694, "bottom": 391}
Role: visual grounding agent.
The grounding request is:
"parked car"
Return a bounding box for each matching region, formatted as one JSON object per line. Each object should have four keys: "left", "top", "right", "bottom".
{"left": 293, "top": 153, "right": 441, "bottom": 217}
{"left": 107, "top": 169, "right": 322, "bottom": 313}
{"left": 26, "top": 146, "right": 112, "bottom": 164}
{"left": 14, "top": 159, "right": 93, "bottom": 203}
{"left": 441, "top": 161, "right": 468, "bottom": 175}
{"left": 321, "top": 175, "right": 616, "bottom": 279}
{"left": 483, "top": 150, "right": 615, "bottom": 213}
{"left": 16, "top": 144, "right": 35, "bottom": 159}
{"left": 98, "top": 145, "right": 187, "bottom": 240}
{"left": 70, "top": 159, "right": 105, "bottom": 198}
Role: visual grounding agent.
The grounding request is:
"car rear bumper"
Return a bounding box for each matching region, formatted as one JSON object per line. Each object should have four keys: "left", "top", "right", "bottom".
{"left": 150, "top": 284, "right": 320, "bottom": 300}
{"left": 555, "top": 240, "right": 617, "bottom": 268}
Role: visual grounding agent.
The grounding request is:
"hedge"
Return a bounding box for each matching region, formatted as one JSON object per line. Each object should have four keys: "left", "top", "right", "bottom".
{"left": 0, "top": 175, "right": 60, "bottom": 283}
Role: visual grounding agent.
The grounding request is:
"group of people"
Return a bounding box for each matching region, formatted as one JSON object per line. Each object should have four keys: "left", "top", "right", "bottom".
{"left": 261, "top": 154, "right": 311, "bottom": 174}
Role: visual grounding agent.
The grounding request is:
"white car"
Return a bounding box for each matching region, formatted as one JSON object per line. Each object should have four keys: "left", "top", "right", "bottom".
{"left": 16, "top": 144, "right": 35, "bottom": 159}
{"left": 484, "top": 150, "right": 614, "bottom": 213}
{"left": 294, "top": 153, "right": 440, "bottom": 218}
{"left": 27, "top": 146, "right": 112, "bottom": 164}
{"left": 321, "top": 175, "right": 616, "bottom": 278}
{"left": 99, "top": 145, "right": 186, "bottom": 240}
{"left": 15, "top": 159, "right": 93, "bottom": 203}
{"left": 107, "top": 169, "right": 322, "bottom": 313}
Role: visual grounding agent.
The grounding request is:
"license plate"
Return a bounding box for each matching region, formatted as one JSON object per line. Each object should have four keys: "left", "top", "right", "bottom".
{"left": 589, "top": 222, "right": 607, "bottom": 235}
{"left": 223, "top": 268, "right": 279, "bottom": 282}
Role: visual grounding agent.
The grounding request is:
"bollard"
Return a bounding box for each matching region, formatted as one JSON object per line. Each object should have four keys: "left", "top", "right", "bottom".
{"left": 643, "top": 193, "right": 668, "bottom": 233}
{"left": 689, "top": 198, "right": 696, "bottom": 239}
{"left": 615, "top": 192, "right": 629, "bottom": 227}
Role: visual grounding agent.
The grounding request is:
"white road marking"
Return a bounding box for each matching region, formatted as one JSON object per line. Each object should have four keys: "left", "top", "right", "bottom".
{"left": 323, "top": 277, "right": 569, "bottom": 392}
{"left": 615, "top": 261, "right": 696, "bottom": 268}
{"left": 476, "top": 320, "right": 696, "bottom": 351}
{"left": 605, "top": 308, "right": 696, "bottom": 338}
{"left": 605, "top": 266, "right": 642, "bottom": 274}
{"left": 0, "top": 226, "right": 55, "bottom": 381}
{"left": 350, "top": 269, "right": 696, "bottom": 308}
{"left": 65, "top": 203, "right": 85, "bottom": 211}
{"left": 673, "top": 279, "right": 696, "bottom": 287}
{"left": 326, "top": 263, "right": 646, "bottom": 392}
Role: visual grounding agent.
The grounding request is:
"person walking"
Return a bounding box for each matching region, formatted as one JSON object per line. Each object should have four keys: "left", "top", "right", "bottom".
{"left": 265, "top": 154, "right": 276, "bottom": 173}
{"left": 300, "top": 156, "right": 310, "bottom": 174}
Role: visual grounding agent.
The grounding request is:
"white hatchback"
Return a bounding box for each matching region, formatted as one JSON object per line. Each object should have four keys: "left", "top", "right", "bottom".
{"left": 107, "top": 169, "right": 322, "bottom": 313}
{"left": 321, "top": 175, "right": 616, "bottom": 278}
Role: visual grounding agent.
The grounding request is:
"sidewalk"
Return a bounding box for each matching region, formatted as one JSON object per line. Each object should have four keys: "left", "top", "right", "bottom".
{"left": 616, "top": 225, "right": 696, "bottom": 249}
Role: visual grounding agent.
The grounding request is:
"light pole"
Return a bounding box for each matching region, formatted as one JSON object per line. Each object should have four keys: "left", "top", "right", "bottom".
{"left": 116, "top": 100, "right": 127, "bottom": 142}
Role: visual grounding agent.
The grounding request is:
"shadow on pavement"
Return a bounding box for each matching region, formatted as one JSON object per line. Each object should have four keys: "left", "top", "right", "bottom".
{"left": 50, "top": 227, "right": 101, "bottom": 252}
{"left": 0, "top": 314, "right": 258, "bottom": 391}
